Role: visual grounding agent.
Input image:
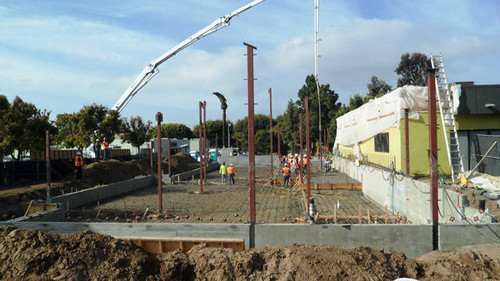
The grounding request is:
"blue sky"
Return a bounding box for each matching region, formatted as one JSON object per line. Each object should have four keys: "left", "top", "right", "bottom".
{"left": 1, "top": 0, "right": 499, "bottom": 127}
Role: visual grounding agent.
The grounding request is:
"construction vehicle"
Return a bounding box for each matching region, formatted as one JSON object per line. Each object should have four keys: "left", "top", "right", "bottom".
{"left": 112, "top": 0, "right": 265, "bottom": 113}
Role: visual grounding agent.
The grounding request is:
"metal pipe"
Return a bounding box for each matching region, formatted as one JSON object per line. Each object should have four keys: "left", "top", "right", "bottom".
{"left": 244, "top": 42, "right": 257, "bottom": 224}
{"left": 199, "top": 102, "right": 203, "bottom": 193}
{"left": 269, "top": 88, "right": 273, "bottom": 179}
{"left": 299, "top": 113, "right": 303, "bottom": 183}
{"left": 156, "top": 112, "right": 163, "bottom": 212}
{"left": 45, "top": 130, "right": 51, "bottom": 203}
{"left": 305, "top": 96, "right": 311, "bottom": 215}
{"left": 405, "top": 109, "right": 410, "bottom": 176}
{"left": 203, "top": 101, "right": 207, "bottom": 183}
{"left": 427, "top": 69, "right": 438, "bottom": 251}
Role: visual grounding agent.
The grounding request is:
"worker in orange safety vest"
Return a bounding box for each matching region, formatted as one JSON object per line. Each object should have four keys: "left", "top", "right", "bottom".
{"left": 75, "top": 152, "right": 84, "bottom": 179}
{"left": 102, "top": 137, "right": 109, "bottom": 160}
{"left": 282, "top": 164, "right": 291, "bottom": 188}
{"left": 227, "top": 164, "right": 235, "bottom": 184}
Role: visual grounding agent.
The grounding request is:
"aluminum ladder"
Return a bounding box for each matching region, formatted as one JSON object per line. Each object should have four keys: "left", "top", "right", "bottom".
{"left": 430, "top": 54, "right": 464, "bottom": 183}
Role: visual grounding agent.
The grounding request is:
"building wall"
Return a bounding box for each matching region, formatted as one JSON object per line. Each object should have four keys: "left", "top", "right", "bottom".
{"left": 337, "top": 112, "right": 451, "bottom": 177}
{"left": 455, "top": 115, "right": 500, "bottom": 130}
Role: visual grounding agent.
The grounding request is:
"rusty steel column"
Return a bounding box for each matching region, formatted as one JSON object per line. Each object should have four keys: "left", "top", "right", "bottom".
{"left": 198, "top": 102, "right": 203, "bottom": 193}
{"left": 305, "top": 96, "right": 311, "bottom": 214}
{"left": 149, "top": 140, "right": 153, "bottom": 174}
{"left": 269, "top": 88, "right": 273, "bottom": 179}
{"left": 293, "top": 130, "right": 296, "bottom": 155}
{"left": 168, "top": 138, "right": 171, "bottom": 176}
{"left": 45, "top": 130, "right": 51, "bottom": 203}
{"left": 428, "top": 68, "right": 439, "bottom": 251}
{"left": 156, "top": 112, "right": 163, "bottom": 212}
{"left": 299, "top": 113, "right": 303, "bottom": 183}
{"left": 277, "top": 124, "right": 281, "bottom": 161}
{"left": 405, "top": 109, "right": 410, "bottom": 176}
{"left": 203, "top": 101, "right": 208, "bottom": 183}
{"left": 244, "top": 42, "right": 257, "bottom": 224}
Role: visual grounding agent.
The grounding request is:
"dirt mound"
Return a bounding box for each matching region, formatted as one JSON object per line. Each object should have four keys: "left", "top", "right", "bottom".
{"left": 2, "top": 226, "right": 499, "bottom": 280}
{"left": 82, "top": 159, "right": 150, "bottom": 185}
{"left": 0, "top": 226, "right": 154, "bottom": 280}
{"left": 166, "top": 153, "right": 200, "bottom": 175}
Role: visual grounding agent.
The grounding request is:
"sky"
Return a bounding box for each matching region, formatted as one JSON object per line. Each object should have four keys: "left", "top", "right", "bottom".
{"left": 1, "top": 0, "right": 499, "bottom": 128}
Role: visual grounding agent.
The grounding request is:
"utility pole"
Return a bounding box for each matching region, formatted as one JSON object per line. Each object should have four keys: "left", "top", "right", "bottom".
{"left": 314, "top": 0, "right": 322, "bottom": 168}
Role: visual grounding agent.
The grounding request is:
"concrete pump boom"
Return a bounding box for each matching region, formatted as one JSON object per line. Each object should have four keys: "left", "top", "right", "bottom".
{"left": 112, "top": 0, "right": 265, "bottom": 113}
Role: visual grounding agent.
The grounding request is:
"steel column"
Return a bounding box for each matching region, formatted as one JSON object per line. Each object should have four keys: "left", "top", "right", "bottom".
{"left": 244, "top": 42, "right": 257, "bottom": 224}
{"left": 299, "top": 113, "right": 303, "bottom": 183}
{"left": 168, "top": 138, "right": 171, "bottom": 176}
{"left": 199, "top": 102, "right": 203, "bottom": 193}
{"left": 269, "top": 88, "right": 273, "bottom": 179}
{"left": 203, "top": 101, "right": 208, "bottom": 183}
{"left": 428, "top": 69, "right": 439, "bottom": 251}
{"left": 45, "top": 130, "right": 51, "bottom": 203}
{"left": 155, "top": 112, "right": 163, "bottom": 212}
{"left": 277, "top": 124, "right": 281, "bottom": 161}
{"left": 405, "top": 109, "right": 410, "bottom": 176}
{"left": 305, "top": 96, "right": 311, "bottom": 214}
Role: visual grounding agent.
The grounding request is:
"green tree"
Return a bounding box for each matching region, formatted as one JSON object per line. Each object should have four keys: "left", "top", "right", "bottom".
{"left": 395, "top": 52, "right": 431, "bottom": 87}
{"left": 193, "top": 120, "right": 232, "bottom": 149}
{"left": 121, "top": 116, "right": 152, "bottom": 155}
{"left": 367, "top": 75, "right": 392, "bottom": 98}
{"left": 233, "top": 114, "right": 270, "bottom": 151}
{"left": 150, "top": 123, "right": 194, "bottom": 139}
{"left": 0, "top": 96, "right": 54, "bottom": 160}
{"left": 296, "top": 74, "right": 341, "bottom": 147}
{"left": 55, "top": 104, "right": 121, "bottom": 151}
{"left": 254, "top": 129, "right": 270, "bottom": 154}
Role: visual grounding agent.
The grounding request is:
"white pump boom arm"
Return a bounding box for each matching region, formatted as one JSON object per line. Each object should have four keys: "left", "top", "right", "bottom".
{"left": 112, "top": 0, "right": 265, "bottom": 113}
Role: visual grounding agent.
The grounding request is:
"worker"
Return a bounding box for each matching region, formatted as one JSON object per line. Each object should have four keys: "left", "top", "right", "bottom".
{"left": 302, "top": 154, "right": 308, "bottom": 171}
{"left": 75, "top": 152, "right": 84, "bottom": 179}
{"left": 102, "top": 137, "right": 109, "bottom": 160}
{"left": 282, "top": 163, "right": 291, "bottom": 188}
{"left": 219, "top": 162, "right": 228, "bottom": 184}
{"left": 227, "top": 164, "right": 235, "bottom": 184}
{"left": 93, "top": 138, "right": 101, "bottom": 162}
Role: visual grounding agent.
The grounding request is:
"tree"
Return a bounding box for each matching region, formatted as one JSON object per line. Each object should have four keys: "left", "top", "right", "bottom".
{"left": 149, "top": 123, "right": 194, "bottom": 139}
{"left": 254, "top": 129, "right": 270, "bottom": 154}
{"left": 367, "top": 76, "right": 392, "bottom": 98}
{"left": 296, "top": 74, "right": 341, "bottom": 147}
{"left": 55, "top": 104, "right": 121, "bottom": 151}
{"left": 233, "top": 114, "right": 270, "bottom": 151}
{"left": 121, "top": 116, "right": 152, "bottom": 155}
{"left": 0, "top": 96, "right": 54, "bottom": 160}
{"left": 213, "top": 92, "right": 228, "bottom": 148}
{"left": 395, "top": 52, "right": 431, "bottom": 87}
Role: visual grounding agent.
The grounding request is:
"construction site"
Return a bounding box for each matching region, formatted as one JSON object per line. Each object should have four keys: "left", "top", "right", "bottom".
{"left": 1, "top": 0, "right": 500, "bottom": 280}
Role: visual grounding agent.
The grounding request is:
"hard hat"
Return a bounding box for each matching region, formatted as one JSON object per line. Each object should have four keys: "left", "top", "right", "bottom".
{"left": 284, "top": 164, "right": 288, "bottom": 166}
{"left": 230, "top": 164, "right": 233, "bottom": 166}
{"left": 76, "top": 151, "right": 82, "bottom": 155}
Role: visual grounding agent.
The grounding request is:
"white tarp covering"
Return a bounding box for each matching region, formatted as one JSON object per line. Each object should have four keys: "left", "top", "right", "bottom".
{"left": 335, "top": 85, "right": 428, "bottom": 147}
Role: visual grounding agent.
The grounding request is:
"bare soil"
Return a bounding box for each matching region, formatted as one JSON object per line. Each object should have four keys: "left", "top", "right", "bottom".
{"left": 1, "top": 226, "right": 499, "bottom": 280}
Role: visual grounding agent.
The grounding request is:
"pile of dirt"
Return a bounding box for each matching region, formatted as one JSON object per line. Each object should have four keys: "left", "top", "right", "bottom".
{"left": 166, "top": 153, "right": 201, "bottom": 175}
{"left": 82, "top": 159, "right": 150, "bottom": 185}
{"left": 1, "top": 226, "right": 499, "bottom": 280}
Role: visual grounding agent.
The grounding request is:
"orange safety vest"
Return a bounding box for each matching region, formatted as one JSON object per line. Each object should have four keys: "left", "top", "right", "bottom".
{"left": 303, "top": 158, "right": 308, "bottom": 165}
{"left": 227, "top": 166, "right": 235, "bottom": 174}
{"left": 102, "top": 141, "right": 109, "bottom": 149}
{"left": 282, "top": 166, "right": 290, "bottom": 176}
{"left": 75, "top": 155, "right": 83, "bottom": 167}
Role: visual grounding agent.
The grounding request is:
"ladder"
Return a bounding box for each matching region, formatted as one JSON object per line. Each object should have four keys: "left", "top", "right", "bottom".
{"left": 430, "top": 54, "right": 464, "bottom": 183}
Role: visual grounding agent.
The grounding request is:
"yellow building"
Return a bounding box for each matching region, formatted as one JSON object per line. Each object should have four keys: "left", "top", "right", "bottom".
{"left": 335, "top": 83, "right": 500, "bottom": 178}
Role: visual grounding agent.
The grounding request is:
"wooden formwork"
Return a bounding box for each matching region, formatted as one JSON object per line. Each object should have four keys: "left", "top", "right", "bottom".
{"left": 117, "top": 237, "right": 245, "bottom": 253}
{"left": 265, "top": 179, "right": 361, "bottom": 191}
{"left": 24, "top": 201, "right": 59, "bottom": 216}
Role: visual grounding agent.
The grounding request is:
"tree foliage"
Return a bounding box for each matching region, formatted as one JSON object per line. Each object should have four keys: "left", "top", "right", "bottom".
{"left": 395, "top": 52, "right": 431, "bottom": 87}
{"left": 0, "top": 96, "right": 54, "bottom": 160}
{"left": 233, "top": 114, "right": 270, "bottom": 151}
{"left": 193, "top": 119, "right": 232, "bottom": 149}
{"left": 149, "top": 123, "right": 194, "bottom": 139}
{"left": 121, "top": 116, "right": 152, "bottom": 154}
{"left": 55, "top": 104, "right": 121, "bottom": 150}
{"left": 367, "top": 76, "right": 392, "bottom": 98}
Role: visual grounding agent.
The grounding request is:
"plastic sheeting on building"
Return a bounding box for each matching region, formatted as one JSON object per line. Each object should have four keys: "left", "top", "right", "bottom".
{"left": 334, "top": 84, "right": 462, "bottom": 150}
